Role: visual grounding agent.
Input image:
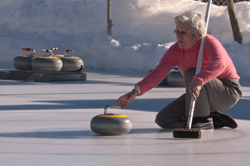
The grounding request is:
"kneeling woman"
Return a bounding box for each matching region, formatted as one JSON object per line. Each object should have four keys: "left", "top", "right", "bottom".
{"left": 116, "top": 11, "right": 242, "bottom": 130}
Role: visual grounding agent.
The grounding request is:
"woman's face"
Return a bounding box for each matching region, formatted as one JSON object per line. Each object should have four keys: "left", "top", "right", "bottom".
{"left": 175, "top": 22, "right": 198, "bottom": 49}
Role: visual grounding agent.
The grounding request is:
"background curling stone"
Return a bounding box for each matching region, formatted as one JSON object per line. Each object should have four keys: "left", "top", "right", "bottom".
{"left": 90, "top": 105, "right": 132, "bottom": 135}
{"left": 60, "top": 50, "right": 83, "bottom": 72}
{"left": 166, "top": 67, "right": 185, "bottom": 87}
{"left": 60, "top": 57, "right": 84, "bottom": 72}
{"left": 53, "top": 50, "right": 84, "bottom": 72}
{"left": 13, "top": 48, "right": 38, "bottom": 70}
{"left": 31, "top": 48, "right": 63, "bottom": 71}
{"left": 52, "top": 50, "right": 84, "bottom": 72}
{"left": 32, "top": 57, "right": 63, "bottom": 71}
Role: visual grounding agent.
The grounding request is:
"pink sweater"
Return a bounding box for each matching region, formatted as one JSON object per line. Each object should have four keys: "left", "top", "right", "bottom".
{"left": 136, "top": 34, "right": 240, "bottom": 95}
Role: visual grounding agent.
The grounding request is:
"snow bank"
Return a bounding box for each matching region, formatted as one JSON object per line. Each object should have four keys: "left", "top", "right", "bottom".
{"left": 0, "top": 0, "right": 249, "bottom": 77}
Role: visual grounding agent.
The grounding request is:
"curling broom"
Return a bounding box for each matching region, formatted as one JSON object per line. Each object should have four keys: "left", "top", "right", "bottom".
{"left": 173, "top": 0, "right": 212, "bottom": 139}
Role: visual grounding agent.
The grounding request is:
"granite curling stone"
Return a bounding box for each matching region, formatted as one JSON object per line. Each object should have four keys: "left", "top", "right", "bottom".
{"left": 32, "top": 56, "right": 63, "bottom": 71}
{"left": 147, "top": 67, "right": 185, "bottom": 87}
{"left": 53, "top": 50, "right": 84, "bottom": 72}
{"left": 90, "top": 105, "right": 132, "bottom": 135}
{"left": 31, "top": 48, "right": 63, "bottom": 71}
{"left": 167, "top": 67, "right": 185, "bottom": 87}
{"left": 13, "top": 48, "right": 38, "bottom": 70}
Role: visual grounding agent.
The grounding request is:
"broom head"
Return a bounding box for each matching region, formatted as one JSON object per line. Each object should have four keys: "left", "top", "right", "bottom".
{"left": 173, "top": 128, "right": 201, "bottom": 139}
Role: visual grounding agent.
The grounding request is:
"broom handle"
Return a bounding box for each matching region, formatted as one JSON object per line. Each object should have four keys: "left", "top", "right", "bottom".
{"left": 186, "top": 0, "right": 212, "bottom": 129}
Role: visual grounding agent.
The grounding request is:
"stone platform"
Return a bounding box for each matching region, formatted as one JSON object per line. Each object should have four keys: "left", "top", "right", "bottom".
{"left": 0, "top": 70, "right": 86, "bottom": 82}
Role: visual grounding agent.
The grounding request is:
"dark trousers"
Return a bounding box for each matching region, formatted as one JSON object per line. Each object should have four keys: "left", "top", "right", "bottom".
{"left": 155, "top": 68, "right": 242, "bottom": 129}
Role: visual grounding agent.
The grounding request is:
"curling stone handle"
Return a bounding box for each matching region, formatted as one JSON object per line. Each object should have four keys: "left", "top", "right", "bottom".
{"left": 65, "top": 50, "right": 74, "bottom": 53}
{"left": 22, "top": 48, "right": 35, "bottom": 55}
{"left": 22, "top": 48, "right": 33, "bottom": 51}
{"left": 64, "top": 50, "right": 74, "bottom": 56}
{"left": 41, "top": 47, "right": 58, "bottom": 56}
{"left": 41, "top": 47, "right": 57, "bottom": 53}
{"left": 51, "top": 47, "right": 58, "bottom": 51}
{"left": 41, "top": 49, "right": 52, "bottom": 53}
{"left": 104, "top": 105, "right": 121, "bottom": 115}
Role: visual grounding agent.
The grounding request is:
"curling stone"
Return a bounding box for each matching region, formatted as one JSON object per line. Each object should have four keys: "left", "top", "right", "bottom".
{"left": 90, "top": 105, "right": 132, "bottom": 135}
{"left": 60, "top": 56, "right": 84, "bottom": 71}
{"left": 32, "top": 57, "right": 63, "bottom": 71}
{"left": 31, "top": 48, "right": 63, "bottom": 71}
{"left": 167, "top": 67, "right": 185, "bottom": 87}
{"left": 13, "top": 48, "right": 38, "bottom": 70}
{"left": 53, "top": 50, "right": 84, "bottom": 72}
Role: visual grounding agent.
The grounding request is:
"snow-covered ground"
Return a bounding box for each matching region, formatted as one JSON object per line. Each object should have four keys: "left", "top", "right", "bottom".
{"left": 0, "top": 0, "right": 249, "bottom": 77}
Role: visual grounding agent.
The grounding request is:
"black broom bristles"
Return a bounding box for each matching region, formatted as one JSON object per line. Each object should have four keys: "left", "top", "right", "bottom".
{"left": 173, "top": 128, "right": 201, "bottom": 138}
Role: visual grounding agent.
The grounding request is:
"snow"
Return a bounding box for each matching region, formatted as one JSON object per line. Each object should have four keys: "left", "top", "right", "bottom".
{"left": 0, "top": 0, "right": 250, "bottom": 77}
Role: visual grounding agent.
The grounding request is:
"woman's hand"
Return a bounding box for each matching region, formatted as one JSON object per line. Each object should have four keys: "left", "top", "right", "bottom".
{"left": 189, "top": 79, "right": 202, "bottom": 101}
{"left": 116, "top": 89, "right": 138, "bottom": 109}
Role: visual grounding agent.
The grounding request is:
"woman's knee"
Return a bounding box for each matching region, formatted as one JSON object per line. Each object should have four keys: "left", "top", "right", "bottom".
{"left": 155, "top": 113, "right": 173, "bottom": 129}
{"left": 155, "top": 109, "right": 186, "bottom": 129}
{"left": 155, "top": 113, "right": 186, "bottom": 129}
{"left": 155, "top": 94, "right": 186, "bottom": 128}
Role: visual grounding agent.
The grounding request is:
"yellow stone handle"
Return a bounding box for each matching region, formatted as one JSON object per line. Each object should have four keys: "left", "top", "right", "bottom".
{"left": 22, "top": 48, "right": 35, "bottom": 55}
{"left": 64, "top": 50, "right": 74, "bottom": 56}
{"left": 52, "top": 47, "right": 58, "bottom": 51}
{"left": 41, "top": 49, "right": 52, "bottom": 53}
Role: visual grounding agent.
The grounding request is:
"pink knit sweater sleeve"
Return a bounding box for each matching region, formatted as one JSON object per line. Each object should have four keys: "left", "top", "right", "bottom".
{"left": 135, "top": 43, "right": 178, "bottom": 95}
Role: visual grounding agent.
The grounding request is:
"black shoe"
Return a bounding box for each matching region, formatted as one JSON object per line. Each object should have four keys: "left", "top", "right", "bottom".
{"left": 192, "top": 115, "right": 214, "bottom": 130}
{"left": 210, "top": 111, "right": 238, "bottom": 129}
{"left": 184, "top": 115, "right": 214, "bottom": 130}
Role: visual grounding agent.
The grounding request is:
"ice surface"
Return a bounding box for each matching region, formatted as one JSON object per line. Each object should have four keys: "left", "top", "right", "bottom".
{"left": 0, "top": 1, "right": 250, "bottom": 165}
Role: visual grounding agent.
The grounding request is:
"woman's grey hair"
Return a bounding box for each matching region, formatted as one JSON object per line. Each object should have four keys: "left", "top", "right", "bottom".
{"left": 174, "top": 11, "right": 206, "bottom": 38}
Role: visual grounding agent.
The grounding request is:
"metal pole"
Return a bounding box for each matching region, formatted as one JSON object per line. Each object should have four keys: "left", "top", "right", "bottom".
{"left": 186, "top": 0, "right": 212, "bottom": 129}
{"left": 107, "top": 0, "right": 113, "bottom": 36}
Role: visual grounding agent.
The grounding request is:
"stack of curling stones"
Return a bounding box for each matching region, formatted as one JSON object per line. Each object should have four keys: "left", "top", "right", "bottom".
{"left": 147, "top": 66, "right": 185, "bottom": 87}
{"left": 13, "top": 47, "right": 84, "bottom": 72}
{"left": 90, "top": 105, "right": 132, "bottom": 135}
